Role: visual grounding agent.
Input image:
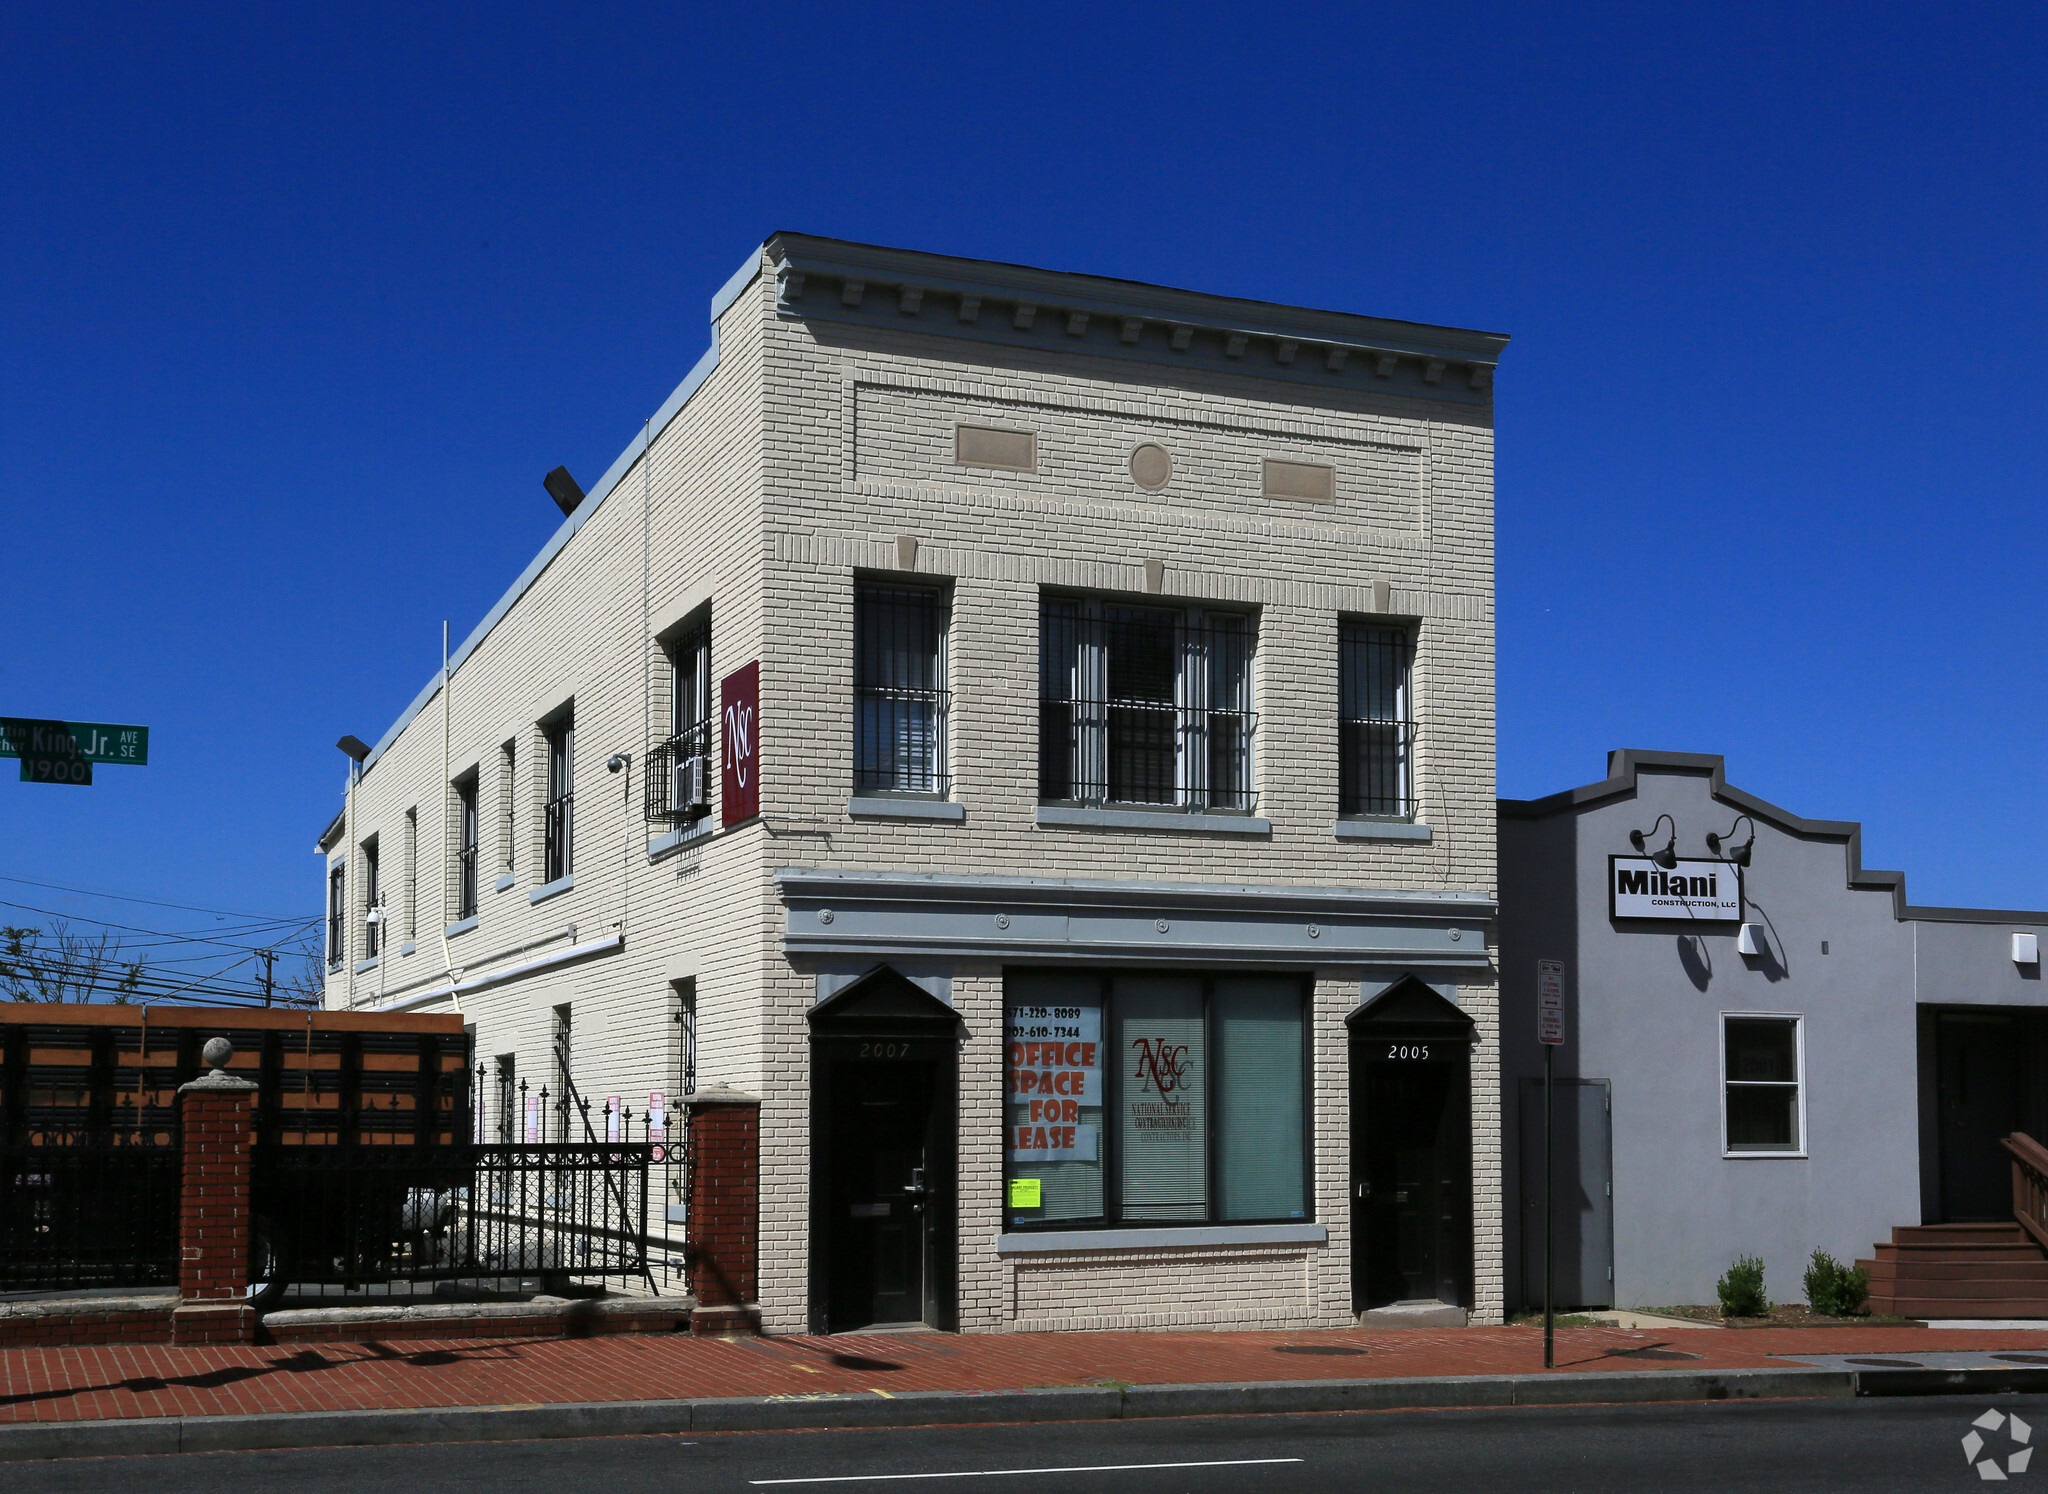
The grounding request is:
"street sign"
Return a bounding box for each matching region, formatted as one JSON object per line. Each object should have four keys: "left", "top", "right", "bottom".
{"left": 0, "top": 719, "right": 149, "bottom": 766}
{"left": 19, "top": 756, "right": 91, "bottom": 785}
{"left": 1537, "top": 958, "right": 1566, "bottom": 1045}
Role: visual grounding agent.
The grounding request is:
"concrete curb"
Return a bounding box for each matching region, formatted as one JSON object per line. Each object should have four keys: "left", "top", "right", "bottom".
{"left": 6, "top": 1363, "right": 2039, "bottom": 1462}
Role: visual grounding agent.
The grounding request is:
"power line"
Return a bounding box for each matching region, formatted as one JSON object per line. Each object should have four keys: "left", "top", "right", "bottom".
{"left": 0, "top": 898, "right": 318, "bottom": 953}
{"left": 0, "top": 871, "right": 311, "bottom": 922}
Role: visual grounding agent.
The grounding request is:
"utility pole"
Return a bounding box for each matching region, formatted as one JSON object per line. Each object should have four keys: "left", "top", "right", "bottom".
{"left": 260, "top": 948, "right": 275, "bottom": 1007}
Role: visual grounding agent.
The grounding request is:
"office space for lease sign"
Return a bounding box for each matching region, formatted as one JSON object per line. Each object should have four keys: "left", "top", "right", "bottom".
{"left": 1609, "top": 856, "right": 1742, "bottom": 922}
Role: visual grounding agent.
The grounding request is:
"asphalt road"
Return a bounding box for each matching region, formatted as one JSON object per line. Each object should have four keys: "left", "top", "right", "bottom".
{"left": 3, "top": 1394, "right": 2042, "bottom": 1493}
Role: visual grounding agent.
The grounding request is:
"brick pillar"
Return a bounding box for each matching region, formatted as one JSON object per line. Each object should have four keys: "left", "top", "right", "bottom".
{"left": 686, "top": 1084, "right": 761, "bottom": 1335}
{"left": 173, "top": 1037, "right": 259, "bottom": 1345}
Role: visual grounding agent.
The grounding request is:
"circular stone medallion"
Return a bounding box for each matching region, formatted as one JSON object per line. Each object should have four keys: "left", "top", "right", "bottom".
{"left": 1129, "top": 442, "right": 1173, "bottom": 491}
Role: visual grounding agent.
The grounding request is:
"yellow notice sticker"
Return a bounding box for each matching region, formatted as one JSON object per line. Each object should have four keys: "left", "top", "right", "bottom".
{"left": 1008, "top": 1178, "right": 1042, "bottom": 1208}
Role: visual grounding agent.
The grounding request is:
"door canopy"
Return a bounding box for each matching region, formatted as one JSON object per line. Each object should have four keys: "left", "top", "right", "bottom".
{"left": 1346, "top": 974, "right": 1476, "bottom": 1044}
{"left": 808, "top": 965, "right": 960, "bottom": 1034}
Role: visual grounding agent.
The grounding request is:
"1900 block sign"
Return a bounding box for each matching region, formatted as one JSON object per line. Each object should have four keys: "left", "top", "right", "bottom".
{"left": 721, "top": 661, "right": 760, "bottom": 826}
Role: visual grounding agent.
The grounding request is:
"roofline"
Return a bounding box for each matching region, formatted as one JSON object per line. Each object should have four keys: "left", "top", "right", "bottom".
{"left": 764, "top": 232, "right": 1508, "bottom": 404}
{"left": 767, "top": 231, "right": 1511, "bottom": 350}
{"left": 1500, "top": 748, "right": 2047, "bottom": 927}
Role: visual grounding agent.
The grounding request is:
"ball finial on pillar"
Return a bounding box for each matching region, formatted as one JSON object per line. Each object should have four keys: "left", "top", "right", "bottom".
{"left": 202, "top": 1036, "right": 234, "bottom": 1074}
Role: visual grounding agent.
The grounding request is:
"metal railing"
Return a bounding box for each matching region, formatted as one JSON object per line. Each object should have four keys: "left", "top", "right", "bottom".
{"left": 1038, "top": 611, "right": 1257, "bottom": 812}
{"left": 0, "top": 1121, "right": 179, "bottom": 1291}
{"left": 252, "top": 1098, "right": 663, "bottom": 1291}
{"left": 1339, "top": 717, "right": 1418, "bottom": 818}
{"left": 644, "top": 718, "right": 713, "bottom": 824}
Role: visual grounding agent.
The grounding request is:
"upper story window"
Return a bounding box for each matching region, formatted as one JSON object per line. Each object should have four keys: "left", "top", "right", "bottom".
{"left": 326, "top": 862, "right": 346, "bottom": 967}
{"left": 855, "top": 581, "right": 950, "bottom": 797}
{"left": 361, "top": 837, "right": 381, "bottom": 959}
{"left": 648, "top": 621, "right": 713, "bottom": 825}
{"left": 1039, "top": 596, "right": 1255, "bottom": 812}
{"left": 1339, "top": 621, "right": 1415, "bottom": 820}
{"left": 544, "top": 710, "right": 574, "bottom": 883}
{"left": 454, "top": 775, "right": 479, "bottom": 920}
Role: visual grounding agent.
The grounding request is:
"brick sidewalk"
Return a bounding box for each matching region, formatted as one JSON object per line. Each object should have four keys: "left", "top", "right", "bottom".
{"left": 7, "top": 1322, "right": 2048, "bottom": 1427}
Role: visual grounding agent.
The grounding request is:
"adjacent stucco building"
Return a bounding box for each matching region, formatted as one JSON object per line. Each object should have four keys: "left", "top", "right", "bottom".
{"left": 320, "top": 234, "right": 1509, "bottom": 1333}
{"left": 1500, "top": 750, "right": 2048, "bottom": 1313}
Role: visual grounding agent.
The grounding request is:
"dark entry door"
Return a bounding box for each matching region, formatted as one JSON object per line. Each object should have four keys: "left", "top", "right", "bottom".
{"left": 1353, "top": 1049, "right": 1470, "bottom": 1310}
{"left": 826, "top": 1060, "right": 939, "bottom": 1329}
{"left": 1938, "top": 1013, "right": 2023, "bottom": 1221}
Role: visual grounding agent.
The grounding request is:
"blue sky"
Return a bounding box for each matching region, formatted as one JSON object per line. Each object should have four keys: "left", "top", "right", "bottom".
{"left": 4, "top": 1, "right": 2045, "bottom": 951}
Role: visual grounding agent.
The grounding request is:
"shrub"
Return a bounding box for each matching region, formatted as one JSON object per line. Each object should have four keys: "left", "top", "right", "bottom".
{"left": 1717, "top": 1254, "right": 1769, "bottom": 1316}
{"left": 1804, "top": 1250, "right": 1870, "bottom": 1318}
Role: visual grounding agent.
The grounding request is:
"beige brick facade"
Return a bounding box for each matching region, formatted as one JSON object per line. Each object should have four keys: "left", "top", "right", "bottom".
{"left": 320, "top": 236, "right": 1506, "bottom": 1333}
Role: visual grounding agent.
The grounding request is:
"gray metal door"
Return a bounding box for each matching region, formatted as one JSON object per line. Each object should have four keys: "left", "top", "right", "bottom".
{"left": 1519, "top": 1078, "right": 1613, "bottom": 1310}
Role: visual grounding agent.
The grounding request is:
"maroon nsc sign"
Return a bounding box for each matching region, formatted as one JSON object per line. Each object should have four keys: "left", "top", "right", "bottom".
{"left": 720, "top": 661, "right": 760, "bottom": 827}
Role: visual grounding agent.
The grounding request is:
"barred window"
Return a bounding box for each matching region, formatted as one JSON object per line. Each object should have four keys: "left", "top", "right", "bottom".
{"left": 647, "top": 621, "right": 713, "bottom": 825}
{"left": 1339, "top": 621, "right": 1415, "bottom": 819}
{"left": 361, "top": 838, "right": 381, "bottom": 959}
{"left": 855, "top": 582, "right": 950, "bottom": 796}
{"left": 454, "top": 775, "right": 479, "bottom": 920}
{"left": 326, "top": 862, "right": 346, "bottom": 967}
{"left": 1039, "top": 597, "right": 1255, "bottom": 811}
{"left": 544, "top": 711, "right": 573, "bottom": 882}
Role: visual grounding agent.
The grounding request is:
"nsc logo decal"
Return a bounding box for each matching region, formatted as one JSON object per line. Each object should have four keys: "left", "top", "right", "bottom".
{"left": 1964, "top": 1408, "right": 2033, "bottom": 1480}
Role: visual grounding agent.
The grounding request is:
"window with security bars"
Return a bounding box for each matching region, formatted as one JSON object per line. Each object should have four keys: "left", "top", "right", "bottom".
{"left": 1339, "top": 621, "right": 1416, "bottom": 818}
{"left": 544, "top": 711, "right": 573, "bottom": 882}
{"left": 361, "top": 838, "right": 381, "bottom": 958}
{"left": 327, "top": 862, "right": 346, "bottom": 967}
{"left": 646, "top": 622, "right": 712, "bottom": 824}
{"left": 454, "top": 776, "right": 479, "bottom": 919}
{"left": 1039, "top": 597, "right": 1256, "bottom": 811}
{"left": 855, "top": 582, "right": 950, "bottom": 796}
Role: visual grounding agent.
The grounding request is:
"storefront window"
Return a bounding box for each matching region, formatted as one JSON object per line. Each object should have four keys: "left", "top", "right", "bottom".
{"left": 1005, "top": 973, "right": 1104, "bottom": 1221}
{"left": 1006, "top": 971, "right": 1309, "bottom": 1228}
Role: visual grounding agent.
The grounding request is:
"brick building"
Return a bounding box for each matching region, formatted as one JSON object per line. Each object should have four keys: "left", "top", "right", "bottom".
{"left": 318, "top": 235, "right": 1509, "bottom": 1333}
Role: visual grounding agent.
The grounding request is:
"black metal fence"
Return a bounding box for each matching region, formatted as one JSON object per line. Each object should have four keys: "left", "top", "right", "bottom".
{"left": 0, "top": 1125, "right": 178, "bottom": 1291}
{"left": 252, "top": 1137, "right": 652, "bottom": 1291}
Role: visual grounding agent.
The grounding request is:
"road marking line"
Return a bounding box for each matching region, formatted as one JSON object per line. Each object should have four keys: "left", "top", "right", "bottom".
{"left": 750, "top": 1458, "right": 1303, "bottom": 1485}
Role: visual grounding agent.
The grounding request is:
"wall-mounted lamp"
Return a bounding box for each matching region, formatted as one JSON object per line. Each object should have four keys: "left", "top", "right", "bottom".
{"left": 1629, "top": 814, "right": 1680, "bottom": 869}
{"left": 1707, "top": 814, "right": 1757, "bottom": 868}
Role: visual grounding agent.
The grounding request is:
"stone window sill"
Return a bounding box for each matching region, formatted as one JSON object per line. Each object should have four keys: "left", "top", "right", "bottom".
{"left": 648, "top": 822, "right": 713, "bottom": 862}
{"left": 444, "top": 916, "right": 479, "bottom": 939}
{"left": 528, "top": 875, "right": 575, "bottom": 906}
{"left": 1334, "top": 818, "right": 1433, "bottom": 842}
{"left": 848, "top": 796, "right": 966, "bottom": 822}
{"left": 494, "top": 872, "right": 517, "bottom": 894}
{"left": 996, "top": 1222, "right": 1326, "bottom": 1255}
{"left": 353, "top": 957, "right": 379, "bottom": 975}
{"left": 1036, "top": 806, "right": 1271, "bottom": 836}
{"left": 398, "top": 940, "right": 417, "bottom": 957}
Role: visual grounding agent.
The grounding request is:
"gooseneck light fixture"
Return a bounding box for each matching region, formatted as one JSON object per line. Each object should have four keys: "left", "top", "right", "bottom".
{"left": 1707, "top": 814, "right": 1757, "bottom": 868}
{"left": 1629, "top": 814, "right": 1680, "bottom": 870}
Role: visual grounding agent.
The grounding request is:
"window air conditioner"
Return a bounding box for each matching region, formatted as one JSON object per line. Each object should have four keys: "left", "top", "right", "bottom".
{"left": 674, "top": 755, "right": 709, "bottom": 816}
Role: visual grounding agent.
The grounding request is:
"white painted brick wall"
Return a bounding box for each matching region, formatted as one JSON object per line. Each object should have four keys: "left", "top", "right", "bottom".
{"left": 322, "top": 249, "right": 1503, "bottom": 1332}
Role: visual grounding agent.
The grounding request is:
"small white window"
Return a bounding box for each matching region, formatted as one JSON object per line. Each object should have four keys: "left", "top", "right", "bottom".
{"left": 1722, "top": 1014, "right": 1804, "bottom": 1156}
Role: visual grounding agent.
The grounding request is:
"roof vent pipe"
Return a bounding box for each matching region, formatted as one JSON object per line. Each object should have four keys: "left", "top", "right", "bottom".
{"left": 543, "top": 466, "right": 586, "bottom": 518}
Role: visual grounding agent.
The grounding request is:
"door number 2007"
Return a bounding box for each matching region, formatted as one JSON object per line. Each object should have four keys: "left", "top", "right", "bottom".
{"left": 1385, "top": 1044, "right": 1430, "bottom": 1060}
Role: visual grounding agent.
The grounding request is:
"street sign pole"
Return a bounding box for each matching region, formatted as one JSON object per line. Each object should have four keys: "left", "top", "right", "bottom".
{"left": 1544, "top": 1038, "right": 1554, "bottom": 1369}
{"left": 1537, "top": 958, "right": 1567, "bottom": 1371}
